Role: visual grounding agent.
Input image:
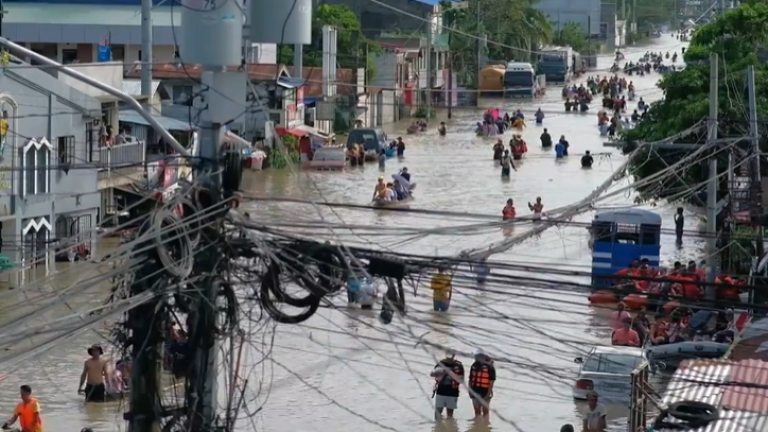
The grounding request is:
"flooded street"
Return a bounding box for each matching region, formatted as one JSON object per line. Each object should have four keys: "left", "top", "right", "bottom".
{"left": 0, "top": 36, "right": 698, "bottom": 432}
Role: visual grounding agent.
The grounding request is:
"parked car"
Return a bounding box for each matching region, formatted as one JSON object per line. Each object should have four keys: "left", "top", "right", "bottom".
{"left": 573, "top": 345, "right": 658, "bottom": 401}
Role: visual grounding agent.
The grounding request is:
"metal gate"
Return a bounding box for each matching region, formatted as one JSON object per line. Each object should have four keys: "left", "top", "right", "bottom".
{"left": 628, "top": 364, "right": 650, "bottom": 432}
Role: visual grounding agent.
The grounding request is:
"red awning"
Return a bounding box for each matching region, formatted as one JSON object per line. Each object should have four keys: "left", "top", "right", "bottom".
{"left": 275, "top": 127, "right": 308, "bottom": 138}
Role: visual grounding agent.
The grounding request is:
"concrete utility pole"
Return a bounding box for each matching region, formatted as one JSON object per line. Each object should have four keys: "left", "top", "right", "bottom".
{"left": 475, "top": 0, "right": 481, "bottom": 88}
{"left": 705, "top": 52, "right": 718, "bottom": 300}
{"left": 746, "top": 65, "right": 765, "bottom": 260}
{"left": 425, "top": 11, "right": 432, "bottom": 119}
{"left": 180, "top": 0, "right": 247, "bottom": 430}
{"left": 294, "top": 44, "right": 303, "bottom": 86}
{"left": 141, "top": 0, "right": 153, "bottom": 99}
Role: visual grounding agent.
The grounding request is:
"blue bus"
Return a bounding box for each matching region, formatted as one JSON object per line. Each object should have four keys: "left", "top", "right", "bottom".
{"left": 503, "top": 62, "right": 536, "bottom": 98}
{"left": 590, "top": 208, "right": 662, "bottom": 288}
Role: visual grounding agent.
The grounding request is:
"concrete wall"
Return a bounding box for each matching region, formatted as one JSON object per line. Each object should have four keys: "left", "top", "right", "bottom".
{"left": 57, "top": 62, "right": 123, "bottom": 99}
{"left": 0, "top": 64, "right": 100, "bottom": 274}
{"left": 371, "top": 51, "right": 399, "bottom": 89}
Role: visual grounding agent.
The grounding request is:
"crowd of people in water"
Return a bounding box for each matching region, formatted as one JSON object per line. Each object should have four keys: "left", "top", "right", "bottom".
{"left": 599, "top": 259, "right": 745, "bottom": 348}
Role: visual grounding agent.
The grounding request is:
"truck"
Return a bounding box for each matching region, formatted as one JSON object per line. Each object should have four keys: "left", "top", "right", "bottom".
{"left": 503, "top": 62, "right": 536, "bottom": 98}
{"left": 537, "top": 46, "right": 574, "bottom": 84}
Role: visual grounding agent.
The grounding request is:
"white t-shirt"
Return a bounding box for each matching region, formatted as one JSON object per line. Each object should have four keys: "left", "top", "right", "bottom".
{"left": 584, "top": 403, "right": 607, "bottom": 431}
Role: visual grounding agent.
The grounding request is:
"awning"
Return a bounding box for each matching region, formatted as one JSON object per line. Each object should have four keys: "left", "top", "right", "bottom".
{"left": 303, "top": 97, "right": 318, "bottom": 107}
{"left": 120, "top": 111, "right": 195, "bottom": 132}
{"left": 275, "top": 127, "right": 308, "bottom": 138}
{"left": 295, "top": 124, "right": 331, "bottom": 139}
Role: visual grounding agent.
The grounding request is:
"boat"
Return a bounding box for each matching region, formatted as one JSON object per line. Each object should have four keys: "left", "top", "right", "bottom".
{"left": 371, "top": 196, "right": 414, "bottom": 208}
{"left": 646, "top": 341, "right": 729, "bottom": 369}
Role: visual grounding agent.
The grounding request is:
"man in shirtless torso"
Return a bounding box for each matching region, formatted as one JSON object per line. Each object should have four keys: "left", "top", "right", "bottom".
{"left": 373, "top": 177, "right": 388, "bottom": 200}
{"left": 78, "top": 344, "right": 108, "bottom": 402}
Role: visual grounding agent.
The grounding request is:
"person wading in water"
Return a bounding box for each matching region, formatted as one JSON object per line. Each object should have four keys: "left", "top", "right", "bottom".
{"left": 674, "top": 207, "right": 684, "bottom": 244}
{"left": 500, "top": 150, "right": 516, "bottom": 179}
{"left": 528, "top": 197, "right": 544, "bottom": 220}
{"left": 78, "top": 344, "right": 109, "bottom": 402}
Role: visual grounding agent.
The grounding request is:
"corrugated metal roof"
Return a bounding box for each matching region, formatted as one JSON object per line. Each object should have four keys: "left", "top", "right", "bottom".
{"left": 660, "top": 359, "right": 768, "bottom": 432}
{"left": 122, "top": 79, "right": 161, "bottom": 96}
{"left": 119, "top": 110, "right": 193, "bottom": 132}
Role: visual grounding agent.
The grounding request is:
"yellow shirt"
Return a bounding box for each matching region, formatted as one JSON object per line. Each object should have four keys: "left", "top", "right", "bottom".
{"left": 1, "top": 118, "right": 8, "bottom": 137}
{"left": 431, "top": 273, "right": 452, "bottom": 302}
{"left": 14, "top": 398, "right": 42, "bottom": 432}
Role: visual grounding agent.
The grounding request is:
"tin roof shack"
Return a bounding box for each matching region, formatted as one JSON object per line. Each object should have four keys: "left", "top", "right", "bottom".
{"left": 655, "top": 359, "right": 768, "bottom": 431}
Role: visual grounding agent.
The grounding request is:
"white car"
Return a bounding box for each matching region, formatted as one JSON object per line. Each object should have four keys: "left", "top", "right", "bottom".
{"left": 572, "top": 345, "right": 650, "bottom": 401}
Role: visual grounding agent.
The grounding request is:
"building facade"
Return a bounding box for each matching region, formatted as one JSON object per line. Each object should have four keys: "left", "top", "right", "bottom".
{"left": 534, "top": 0, "right": 620, "bottom": 49}
{"left": 0, "top": 61, "right": 101, "bottom": 283}
{"left": 3, "top": 0, "right": 179, "bottom": 64}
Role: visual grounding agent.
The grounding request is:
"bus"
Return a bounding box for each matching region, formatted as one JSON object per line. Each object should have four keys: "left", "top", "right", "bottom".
{"left": 590, "top": 208, "right": 662, "bottom": 288}
{"left": 503, "top": 62, "right": 536, "bottom": 98}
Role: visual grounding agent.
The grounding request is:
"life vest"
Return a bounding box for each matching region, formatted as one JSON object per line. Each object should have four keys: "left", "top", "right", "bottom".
{"left": 469, "top": 363, "right": 492, "bottom": 389}
{"left": 436, "top": 361, "right": 463, "bottom": 389}
{"left": 502, "top": 205, "right": 516, "bottom": 220}
{"left": 652, "top": 321, "right": 668, "bottom": 339}
{"left": 614, "top": 268, "right": 634, "bottom": 285}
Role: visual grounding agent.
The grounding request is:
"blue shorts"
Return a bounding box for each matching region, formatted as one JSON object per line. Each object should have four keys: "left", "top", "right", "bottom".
{"left": 434, "top": 301, "right": 450, "bottom": 312}
{"left": 501, "top": 167, "right": 511, "bottom": 177}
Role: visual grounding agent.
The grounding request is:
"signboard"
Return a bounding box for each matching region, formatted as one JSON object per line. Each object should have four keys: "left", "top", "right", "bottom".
{"left": 315, "top": 100, "right": 334, "bottom": 121}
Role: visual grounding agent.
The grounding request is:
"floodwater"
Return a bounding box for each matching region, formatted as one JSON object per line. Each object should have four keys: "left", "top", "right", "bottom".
{"left": 0, "top": 36, "right": 698, "bottom": 432}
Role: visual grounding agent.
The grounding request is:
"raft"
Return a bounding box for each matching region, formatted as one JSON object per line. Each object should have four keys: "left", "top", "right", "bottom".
{"left": 589, "top": 290, "right": 618, "bottom": 304}
{"left": 646, "top": 341, "right": 729, "bottom": 369}
{"left": 623, "top": 293, "right": 647, "bottom": 310}
{"left": 384, "top": 148, "right": 396, "bottom": 158}
{"left": 371, "top": 196, "right": 414, "bottom": 208}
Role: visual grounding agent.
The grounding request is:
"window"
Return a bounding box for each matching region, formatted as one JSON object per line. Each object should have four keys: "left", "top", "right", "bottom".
{"left": 22, "top": 137, "right": 52, "bottom": 196}
{"left": 62, "top": 49, "right": 78, "bottom": 64}
{"left": 37, "top": 147, "right": 49, "bottom": 193}
{"left": 24, "top": 150, "right": 34, "bottom": 195}
{"left": 583, "top": 354, "right": 641, "bottom": 374}
{"left": 57, "top": 135, "right": 75, "bottom": 165}
{"left": 111, "top": 45, "right": 125, "bottom": 62}
{"left": 138, "top": 50, "right": 142, "bottom": 61}
{"left": 173, "top": 85, "right": 193, "bottom": 103}
{"left": 600, "top": 22, "right": 609, "bottom": 36}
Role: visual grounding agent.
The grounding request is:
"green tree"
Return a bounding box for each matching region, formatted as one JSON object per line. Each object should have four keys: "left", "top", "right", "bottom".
{"left": 277, "top": 5, "right": 380, "bottom": 80}
{"left": 442, "top": 0, "right": 553, "bottom": 85}
{"left": 553, "top": 22, "right": 588, "bottom": 52}
{"left": 621, "top": 2, "right": 768, "bottom": 202}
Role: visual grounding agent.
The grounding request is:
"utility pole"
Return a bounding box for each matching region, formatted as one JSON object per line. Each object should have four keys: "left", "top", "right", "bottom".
{"left": 425, "top": 11, "right": 432, "bottom": 119}
{"left": 475, "top": 0, "right": 481, "bottom": 88}
{"left": 747, "top": 65, "right": 764, "bottom": 261}
{"left": 447, "top": 52, "right": 453, "bottom": 119}
{"left": 705, "top": 52, "right": 718, "bottom": 300}
{"left": 0, "top": 0, "right": 5, "bottom": 37}
{"left": 127, "top": 274, "right": 163, "bottom": 432}
{"left": 180, "top": 0, "right": 247, "bottom": 430}
{"left": 141, "top": 0, "right": 153, "bottom": 100}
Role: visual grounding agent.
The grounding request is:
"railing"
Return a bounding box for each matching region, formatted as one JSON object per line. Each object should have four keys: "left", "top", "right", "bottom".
{"left": 628, "top": 364, "right": 651, "bottom": 432}
{"left": 93, "top": 141, "right": 146, "bottom": 170}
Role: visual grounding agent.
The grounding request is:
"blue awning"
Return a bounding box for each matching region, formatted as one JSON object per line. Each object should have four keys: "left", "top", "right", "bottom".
{"left": 119, "top": 110, "right": 194, "bottom": 131}
{"left": 303, "top": 97, "right": 318, "bottom": 107}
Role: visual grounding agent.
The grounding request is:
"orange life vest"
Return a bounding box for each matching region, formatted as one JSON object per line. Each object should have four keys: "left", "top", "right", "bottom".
{"left": 469, "top": 363, "right": 492, "bottom": 389}
{"left": 502, "top": 205, "right": 516, "bottom": 220}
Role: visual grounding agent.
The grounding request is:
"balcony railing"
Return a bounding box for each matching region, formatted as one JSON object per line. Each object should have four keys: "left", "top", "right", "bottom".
{"left": 95, "top": 141, "right": 147, "bottom": 185}
{"left": 93, "top": 141, "right": 146, "bottom": 170}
